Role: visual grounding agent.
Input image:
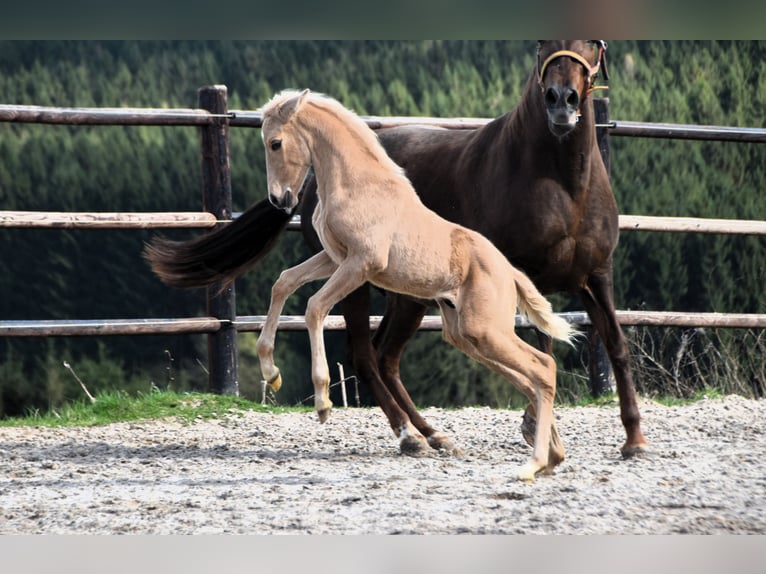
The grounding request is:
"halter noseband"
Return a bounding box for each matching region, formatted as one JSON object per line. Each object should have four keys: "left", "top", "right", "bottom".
{"left": 537, "top": 41, "right": 609, "bottom": 99}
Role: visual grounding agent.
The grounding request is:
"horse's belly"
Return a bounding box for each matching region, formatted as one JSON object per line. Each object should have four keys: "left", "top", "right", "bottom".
{"left": 371, "top": 251, "right": 456, "bottom": 301}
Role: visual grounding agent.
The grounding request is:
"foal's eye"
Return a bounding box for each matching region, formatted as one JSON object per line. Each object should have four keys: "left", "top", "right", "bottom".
{"left": 270, "top": 139, "right": 282, "bottom": 151}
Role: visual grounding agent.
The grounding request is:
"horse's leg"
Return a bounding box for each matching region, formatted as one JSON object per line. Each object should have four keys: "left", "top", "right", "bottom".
{"left": 342, "top": 286, "right": 430, "bottom": 454}
{"left": 304, "top": 262, "right": 371, "bottom": 423}
{"left": 375, "top": 294, "right": 461, "bottom": 454}
{"left": 256, "top": 251, "right": 337, "bottom": 392}
{"left": 441, "top": 301, "right": 561, "bottom": 480}
{"left": 580, "top": 270, "right": 649, "bottom": 457}
{"left": 476, "top": 341, "right": 558, "bottom": 480}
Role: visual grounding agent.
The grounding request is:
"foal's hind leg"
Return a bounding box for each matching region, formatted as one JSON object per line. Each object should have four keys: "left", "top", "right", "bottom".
{"left": 442, "top": 305, "right": 560, "bottom": 481}
{"left": 521, "top": 404, "right": 565, "bottom": 473}
{"left": 522, "top": 333, "right": 552, "bottom": 429}
{"left": 256, "top": 251, "right": 337, "bottom": 392}
{"left": 477, "top": 338, "right": 559, "bottom": 480}
{"left": 520, "top": 331, "right": 564, "bottom": 469}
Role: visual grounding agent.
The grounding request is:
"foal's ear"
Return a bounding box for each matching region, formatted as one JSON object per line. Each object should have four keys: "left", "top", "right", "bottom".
{"left": 279, "top": 88, "right": 311, "bottom": 119}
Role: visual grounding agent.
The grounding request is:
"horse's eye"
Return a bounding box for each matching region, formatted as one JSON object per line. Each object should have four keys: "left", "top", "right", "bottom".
{"left": 271, "top": 139, "right": 282, "bottom": 151}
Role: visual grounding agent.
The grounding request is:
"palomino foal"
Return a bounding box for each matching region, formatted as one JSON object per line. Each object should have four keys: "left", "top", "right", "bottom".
{"left": 256, "top": 89, "right": 576, "bottom": 480}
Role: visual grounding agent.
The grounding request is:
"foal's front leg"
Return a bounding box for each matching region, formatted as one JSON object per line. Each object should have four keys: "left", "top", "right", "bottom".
{"left": 304, "top": 262, "right": 368, "bottom": 423}
{"left": 256, "top": 251, "right": 337, "bottom": 392}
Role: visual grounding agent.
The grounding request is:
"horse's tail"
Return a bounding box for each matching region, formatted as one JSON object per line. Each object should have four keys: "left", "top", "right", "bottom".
{"left": 513, "top": 268, "right": 578, "bottom": 344}
{"left": 143, "top": 198, "right": 292, "bottom": 289}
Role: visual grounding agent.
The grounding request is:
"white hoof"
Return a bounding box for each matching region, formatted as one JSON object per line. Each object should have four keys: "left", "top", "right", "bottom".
{"left": 516, "top": 461, "right": 542, "bottom": 482}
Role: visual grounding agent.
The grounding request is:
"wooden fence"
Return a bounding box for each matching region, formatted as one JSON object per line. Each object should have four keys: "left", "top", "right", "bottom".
{"left": 2, "top": 87, "right": 766, "bottom": 396}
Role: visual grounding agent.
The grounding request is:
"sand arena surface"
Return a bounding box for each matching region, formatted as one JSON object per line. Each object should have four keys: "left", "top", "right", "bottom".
{"left": 1, "top": 395, "right": 764, "bottom": 534}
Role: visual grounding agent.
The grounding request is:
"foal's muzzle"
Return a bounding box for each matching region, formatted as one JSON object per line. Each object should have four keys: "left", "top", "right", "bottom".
{"left": 268, "top": 188, "right": 298, "bottom": 213}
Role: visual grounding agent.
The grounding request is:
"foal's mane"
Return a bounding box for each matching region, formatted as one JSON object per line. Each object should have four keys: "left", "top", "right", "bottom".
{"left": 262, "top": 89, "right": 406, "bottom": 178}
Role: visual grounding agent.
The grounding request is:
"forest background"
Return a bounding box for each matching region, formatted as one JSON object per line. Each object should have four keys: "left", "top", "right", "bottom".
{"left": 0, "top": 40, "right": 764, "bottom": 417}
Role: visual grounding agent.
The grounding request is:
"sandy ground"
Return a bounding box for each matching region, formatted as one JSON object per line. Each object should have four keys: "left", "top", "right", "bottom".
{"left": 1, "top": 395, "right": 764, "bottom": 534}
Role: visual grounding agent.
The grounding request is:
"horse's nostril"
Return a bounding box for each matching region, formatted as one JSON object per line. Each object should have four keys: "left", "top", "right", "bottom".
{"left": 545, "top": 86, "right": 580, "bottom": 111}
{"left": 544, "top": 87, "right": 558, "bottom": 108}
{"left": 565, "top": 89, "right": 580, "bottom": 109}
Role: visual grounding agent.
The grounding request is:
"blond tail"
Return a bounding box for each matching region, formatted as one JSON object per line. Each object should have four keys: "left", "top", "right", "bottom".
{"left": 513, "top": 268, "right": 578, "bottom": 344}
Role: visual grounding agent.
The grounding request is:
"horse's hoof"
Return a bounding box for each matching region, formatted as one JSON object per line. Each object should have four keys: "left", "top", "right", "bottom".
{"left": 316, "top": 408, "right": 332, "bottom": 424}
{"left": 427, "top": 433, "right": 464, "bottom": 457}
{"left": 399, "top": 435, "right": 430, "bottom": 457}
{"left": 520, "top": 409, "right": 536, "bottom": 448}
{"left": 621, "top": 442, "right": 650, "bottom": 459}
{"left": 266, "top": 371, "right": 282, "bottom": 392}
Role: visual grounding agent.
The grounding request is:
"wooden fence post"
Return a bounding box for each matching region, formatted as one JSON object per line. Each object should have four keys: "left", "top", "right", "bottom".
{"left": 199, "top": 85, "right": 238, "bottom": 395}
{"left": 591, "top": 97, "right": 616, "bottom": 396}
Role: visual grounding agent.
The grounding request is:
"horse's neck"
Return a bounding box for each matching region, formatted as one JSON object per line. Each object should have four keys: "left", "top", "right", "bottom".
{"left": 310, "top": 137, "right": 358, "bottom": 203}
{"left": 305, "top": 109, "right": 396, "bottom": 203}
{"left": 564, "top": 105, "right": 599, "bottom": 191}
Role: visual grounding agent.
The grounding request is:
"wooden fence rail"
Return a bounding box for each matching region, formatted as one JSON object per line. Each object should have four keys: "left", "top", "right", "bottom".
{"left": 5, "top": 310, "right": 766, "bottom": 338}
{"left": 1, "top": 94, "right": 765, "bottom": 397}
{"left": 5, "top": 103, "right": 766, "bottom": 142}
{"left": 0, "top": 211, "right": 219, "bottom": 229}
{"left": 4, "top": 211, "right": 766, "bottom": 236}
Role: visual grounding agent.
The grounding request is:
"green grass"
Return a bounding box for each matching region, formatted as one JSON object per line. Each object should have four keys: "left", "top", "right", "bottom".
{"left": 0, "top": 387, "right": 731, "bottom": 429}
{"left": 566, "top": 387, "right": 727, "bottom": 409}
{"left": 568, "top": 391, "right": 621, "bottom": 408}
{"left": 0, "top": 391, "right": 311, "bottom": 428}
{"left": 650, "top": 386, "right": 725, "bottom": 407}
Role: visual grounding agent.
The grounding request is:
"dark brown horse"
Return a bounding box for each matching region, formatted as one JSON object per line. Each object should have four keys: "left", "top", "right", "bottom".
{"left": 145, "top": 40, "right": 648, "bottom": 459}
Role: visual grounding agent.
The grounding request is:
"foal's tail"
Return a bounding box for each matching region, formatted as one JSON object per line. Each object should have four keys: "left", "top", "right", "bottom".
{"left": 143, "top": 198, "right": 292, "bottom": 289}
{"left": 513, "top": 268, "right": 578, "bottom": 344}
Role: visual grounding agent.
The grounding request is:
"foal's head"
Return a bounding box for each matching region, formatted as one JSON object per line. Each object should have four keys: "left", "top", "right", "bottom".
{"left": 261, "top": 89, "right": 313, "bottom": 213}
{"left": 536, "top": 40, "right": 608, "bottom": 138}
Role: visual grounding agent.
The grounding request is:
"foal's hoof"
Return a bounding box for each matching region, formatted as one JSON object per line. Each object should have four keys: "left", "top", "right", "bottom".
{"left": 546, "top": 449, "right": 565, "bottom": 472}
{"left": 316, "top": 408, "right": 332, "bottom": 424}
{"left": 400, "top": 435, "right": 430, "bottom": 457}
{"left": 427, "top": 433, "right": 464, "bottom": 457}
{"left": 515, "top": 461, "right": 543, "bottom": 482}
{"left": 266, "top": 371, "right": 282, "bottom": 393}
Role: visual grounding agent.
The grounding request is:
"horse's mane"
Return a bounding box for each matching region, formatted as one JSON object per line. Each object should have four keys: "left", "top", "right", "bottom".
{"left": 262, "top": 89, "right": 406, "bottom": 179}
{"left": 260, "top": 88, "right": 307, "bottom": 116}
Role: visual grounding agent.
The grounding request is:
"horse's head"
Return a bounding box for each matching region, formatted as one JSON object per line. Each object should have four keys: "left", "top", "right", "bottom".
{"left": 261, "top": 88, "right": 313, "bottom": 213}
{"left": 536, "top": 40, "right": 608, "bottom": 138}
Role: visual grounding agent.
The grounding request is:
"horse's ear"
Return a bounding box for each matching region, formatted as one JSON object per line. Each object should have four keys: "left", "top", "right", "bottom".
{"left": 279, "top": 89, "right": 311, "bottom": 119}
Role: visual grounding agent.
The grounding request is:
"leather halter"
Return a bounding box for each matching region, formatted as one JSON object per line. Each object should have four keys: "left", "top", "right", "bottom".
{"left": 537, "top": 41, "right": 609, "bottom": 98}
